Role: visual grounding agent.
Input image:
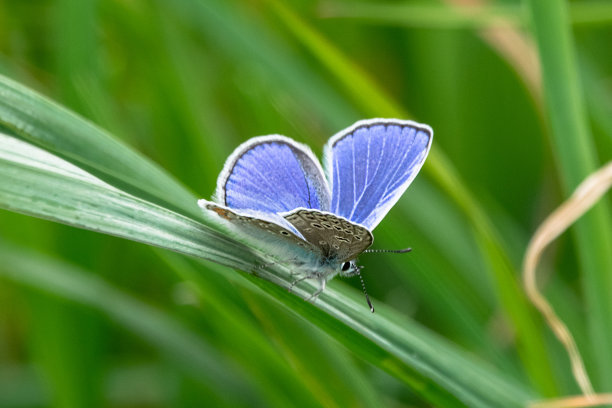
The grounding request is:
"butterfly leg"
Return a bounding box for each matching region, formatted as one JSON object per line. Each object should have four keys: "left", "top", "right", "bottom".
{"left": 254, "top": 254, "right": 307, "bottom": 275}
{"left": 249, "top": 259, "right": 274, "bottom": 277}
{"left": 288, "top": 274, "right": 311, "bottom": 293}
{"left": 305, "top": 278, "right": 326, "bottom": 303}
{"left": 253, "top": 259, "right": 276, "bottom": 271}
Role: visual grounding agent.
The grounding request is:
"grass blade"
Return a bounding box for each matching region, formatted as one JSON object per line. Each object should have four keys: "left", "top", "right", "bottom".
{"left": 320, "top": 2, "right": 612, "bottom": 28}
{"left": 527, "top": 0, "right": 612, "bottom": 389}
{"left": 0, "top": 242, "right": 264, "bottom": 406}
{"left": 245, "top": 274, "right": 535, "bottom": 407}
{"left": 0, "top": 113, "right": 534, "bottom": 406}
{"left": 0, "top": 74, "right": 198, "bottom": 218}
{"left": 158, "top": 252, "right": 386, "bottom": 408}
{"left": 263, "top": 0, "right": 557, "bottom": 394}
{"left": 0, "top": 131, "right": 255, "bottom": 270}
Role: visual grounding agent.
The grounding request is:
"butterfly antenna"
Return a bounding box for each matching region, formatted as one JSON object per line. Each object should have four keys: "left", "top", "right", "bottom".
{"left": 357, "top": 267, "right": 374, "bottom": 313}
{"left": 363, "top": 247, "right": 412, "bottom": 254}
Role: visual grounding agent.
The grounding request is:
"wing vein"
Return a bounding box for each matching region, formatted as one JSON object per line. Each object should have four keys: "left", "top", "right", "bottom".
{"left": 349, "top": 128, "right": 386, "bottom": 219}
{"left": 351, "top": 136, "right": 356, "bottom": 207}
{"left": 334, "top": 155, "right": 341, "bottom": 214}
{"left": 379, "top": 130, "right": 418, "bottom": 201}
{"left": 285, "top": 150, "right": 310, "bottom": 205}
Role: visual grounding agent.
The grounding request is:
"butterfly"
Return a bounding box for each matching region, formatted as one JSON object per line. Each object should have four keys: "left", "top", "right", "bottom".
{"left": 198, "top": 118, "right": 432, "bottom": 310}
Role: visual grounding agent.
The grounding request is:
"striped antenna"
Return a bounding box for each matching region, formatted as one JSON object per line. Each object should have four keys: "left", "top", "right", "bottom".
{"left": 357, "top": 248, "right": 412, "bottom": 312}
{"left": 363, "top": 247, "right": 412, "bottom": 254}
{"left": 356, "top": 267, "right": 374, "bottom": 313}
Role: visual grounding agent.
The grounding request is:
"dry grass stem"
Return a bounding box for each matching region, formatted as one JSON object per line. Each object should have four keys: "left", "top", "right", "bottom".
{"left": 524, "top": 162, "right": 612, "bottom": 406}
{"left": 530, "top": 394, "right": 612, "bottom": 408}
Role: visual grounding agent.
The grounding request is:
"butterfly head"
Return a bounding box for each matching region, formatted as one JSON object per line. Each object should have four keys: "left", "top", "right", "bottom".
{"left": 338, "top": 260, "right": 361, "bottom": 277}
{"left": 336, "top": 259, "right": 374, "bottom": 312}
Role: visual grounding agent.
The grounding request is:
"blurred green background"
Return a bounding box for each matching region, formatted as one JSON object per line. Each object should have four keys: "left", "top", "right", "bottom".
{"left": 1, "top": 0, "right": 611, "bottom": 407}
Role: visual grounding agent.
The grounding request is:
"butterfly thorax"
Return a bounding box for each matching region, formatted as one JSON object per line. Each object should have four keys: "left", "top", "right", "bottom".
{"left": 283, "top": 208, "right": 373, "bottom": 263}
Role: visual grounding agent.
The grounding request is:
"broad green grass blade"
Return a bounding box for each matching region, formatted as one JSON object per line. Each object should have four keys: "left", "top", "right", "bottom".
{"left": 244, "top": 275, "right": 535, "bottom": 408}
{"left": 155, "top": 0, "right": 494, "bottom": 367}
{"left": 3, "top": 0, "right": 509, "bottom": 377}
{"left": 264, "top": 0, "right": 557, "bottom": 395}
{"left": 0, "top": 116, "right": 535, "bottom": 406}
{"left": 26, "top": 5, "right": 110, "bottom": 406}
{"left": 159, "top": 252, "right": 385, "bottom": 408}
{"left": 0, "top": 74, "right": 198, "bottom": 218}
{"left": 163, "top": 0, "right": 525, "bottom": 378}
{"left": 527, "top": 0, "right": 612, "bottom": 389}
{"left": 0, "top": 243, "right": 263, "bottom": 407}
{"left": 0, "top": 131, "right": 254, "bottom": 270}
{"left": 156, "top": 254, "right": 329, "bottom": 408}
{"left": 241, "top": 290, "right": 388, "bottom": 408}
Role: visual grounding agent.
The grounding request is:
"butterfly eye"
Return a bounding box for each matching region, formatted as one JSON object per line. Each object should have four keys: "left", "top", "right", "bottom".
{"left": 341, "top": 262, "right": 351, "bottom": 272}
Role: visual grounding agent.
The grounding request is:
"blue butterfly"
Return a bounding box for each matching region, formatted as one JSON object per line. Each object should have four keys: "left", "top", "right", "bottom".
{"left": 199, "top": 119, "right": 432, "bottom": 309}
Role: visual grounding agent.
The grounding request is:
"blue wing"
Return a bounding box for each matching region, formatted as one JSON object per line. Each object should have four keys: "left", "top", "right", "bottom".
{"left": 324, "top": 119, "right": 432, "bottom": 230}
{"left": 216, "top": 135, "right": 331, "bottom": 214}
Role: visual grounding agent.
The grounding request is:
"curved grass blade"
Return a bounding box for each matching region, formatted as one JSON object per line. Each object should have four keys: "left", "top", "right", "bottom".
{"left": 158, "top": 252, "right": 385, "bottom": 408}
{"left": 0, "top": 74, "right": 198, "bottom": 218}
{"left": 0, "top": 123, "right": 535, "bottom": 406}
{"left": 244, "top": 274, "right": 535, "bottom": 408}
{"left": 527, "top": 0, "right": 612, "bottom": 389}
{"left": 0, "top": 131, "right": 255, "bottom": 270}
{"left": 262, "top": 0, "right": 557, "bottom": 394}
{"left": 0, "top": 242, "right": 264, "bottom": 407}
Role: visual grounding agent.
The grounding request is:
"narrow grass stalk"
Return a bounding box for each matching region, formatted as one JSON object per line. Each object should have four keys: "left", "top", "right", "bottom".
{"left": 527, "top": 0, "right": 612, "bottom": 390}
{"left": 320, "top": 2, "right": 612, "bottom": 28}
{"left": 525, "top": 162, "right": 612, "bottom": 401}
{"left": 265, "top": 0, "right": 557, "bottom": 394}
{"left": 530, "top": 394, "right": 612, "bottom": 408}
{"left": 320, "top": 2, "right": 524, "bottom": 28}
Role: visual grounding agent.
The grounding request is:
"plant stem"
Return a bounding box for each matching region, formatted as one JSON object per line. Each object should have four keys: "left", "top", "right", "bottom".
{"left": 527, "top": 0, "right": 612, "bottom": 390}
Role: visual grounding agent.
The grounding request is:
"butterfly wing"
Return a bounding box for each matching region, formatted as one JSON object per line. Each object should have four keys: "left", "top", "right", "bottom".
{"left": 284, "top": 208, "right": 373, "bottom": 262}
{"left": 216, "top": 135, "right": 331, "bottom": 213}
{"left": 199, "top": 200, "right": 324, "bottom": 257}
{"left": 324, "top": 119, "right": 432, "bottom": 231}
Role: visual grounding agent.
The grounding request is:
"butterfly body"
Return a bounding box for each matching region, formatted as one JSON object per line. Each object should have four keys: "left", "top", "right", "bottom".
{"left": 199, "top": 119, "right": 432, "bottom": 298}
{"left": 203, "top": 203, "right": 370, "bottom": 281}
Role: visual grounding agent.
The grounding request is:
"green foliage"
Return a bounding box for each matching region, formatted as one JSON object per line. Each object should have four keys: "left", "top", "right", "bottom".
{"left": 0, "top": 0, "right": 611, "bottom": 406}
